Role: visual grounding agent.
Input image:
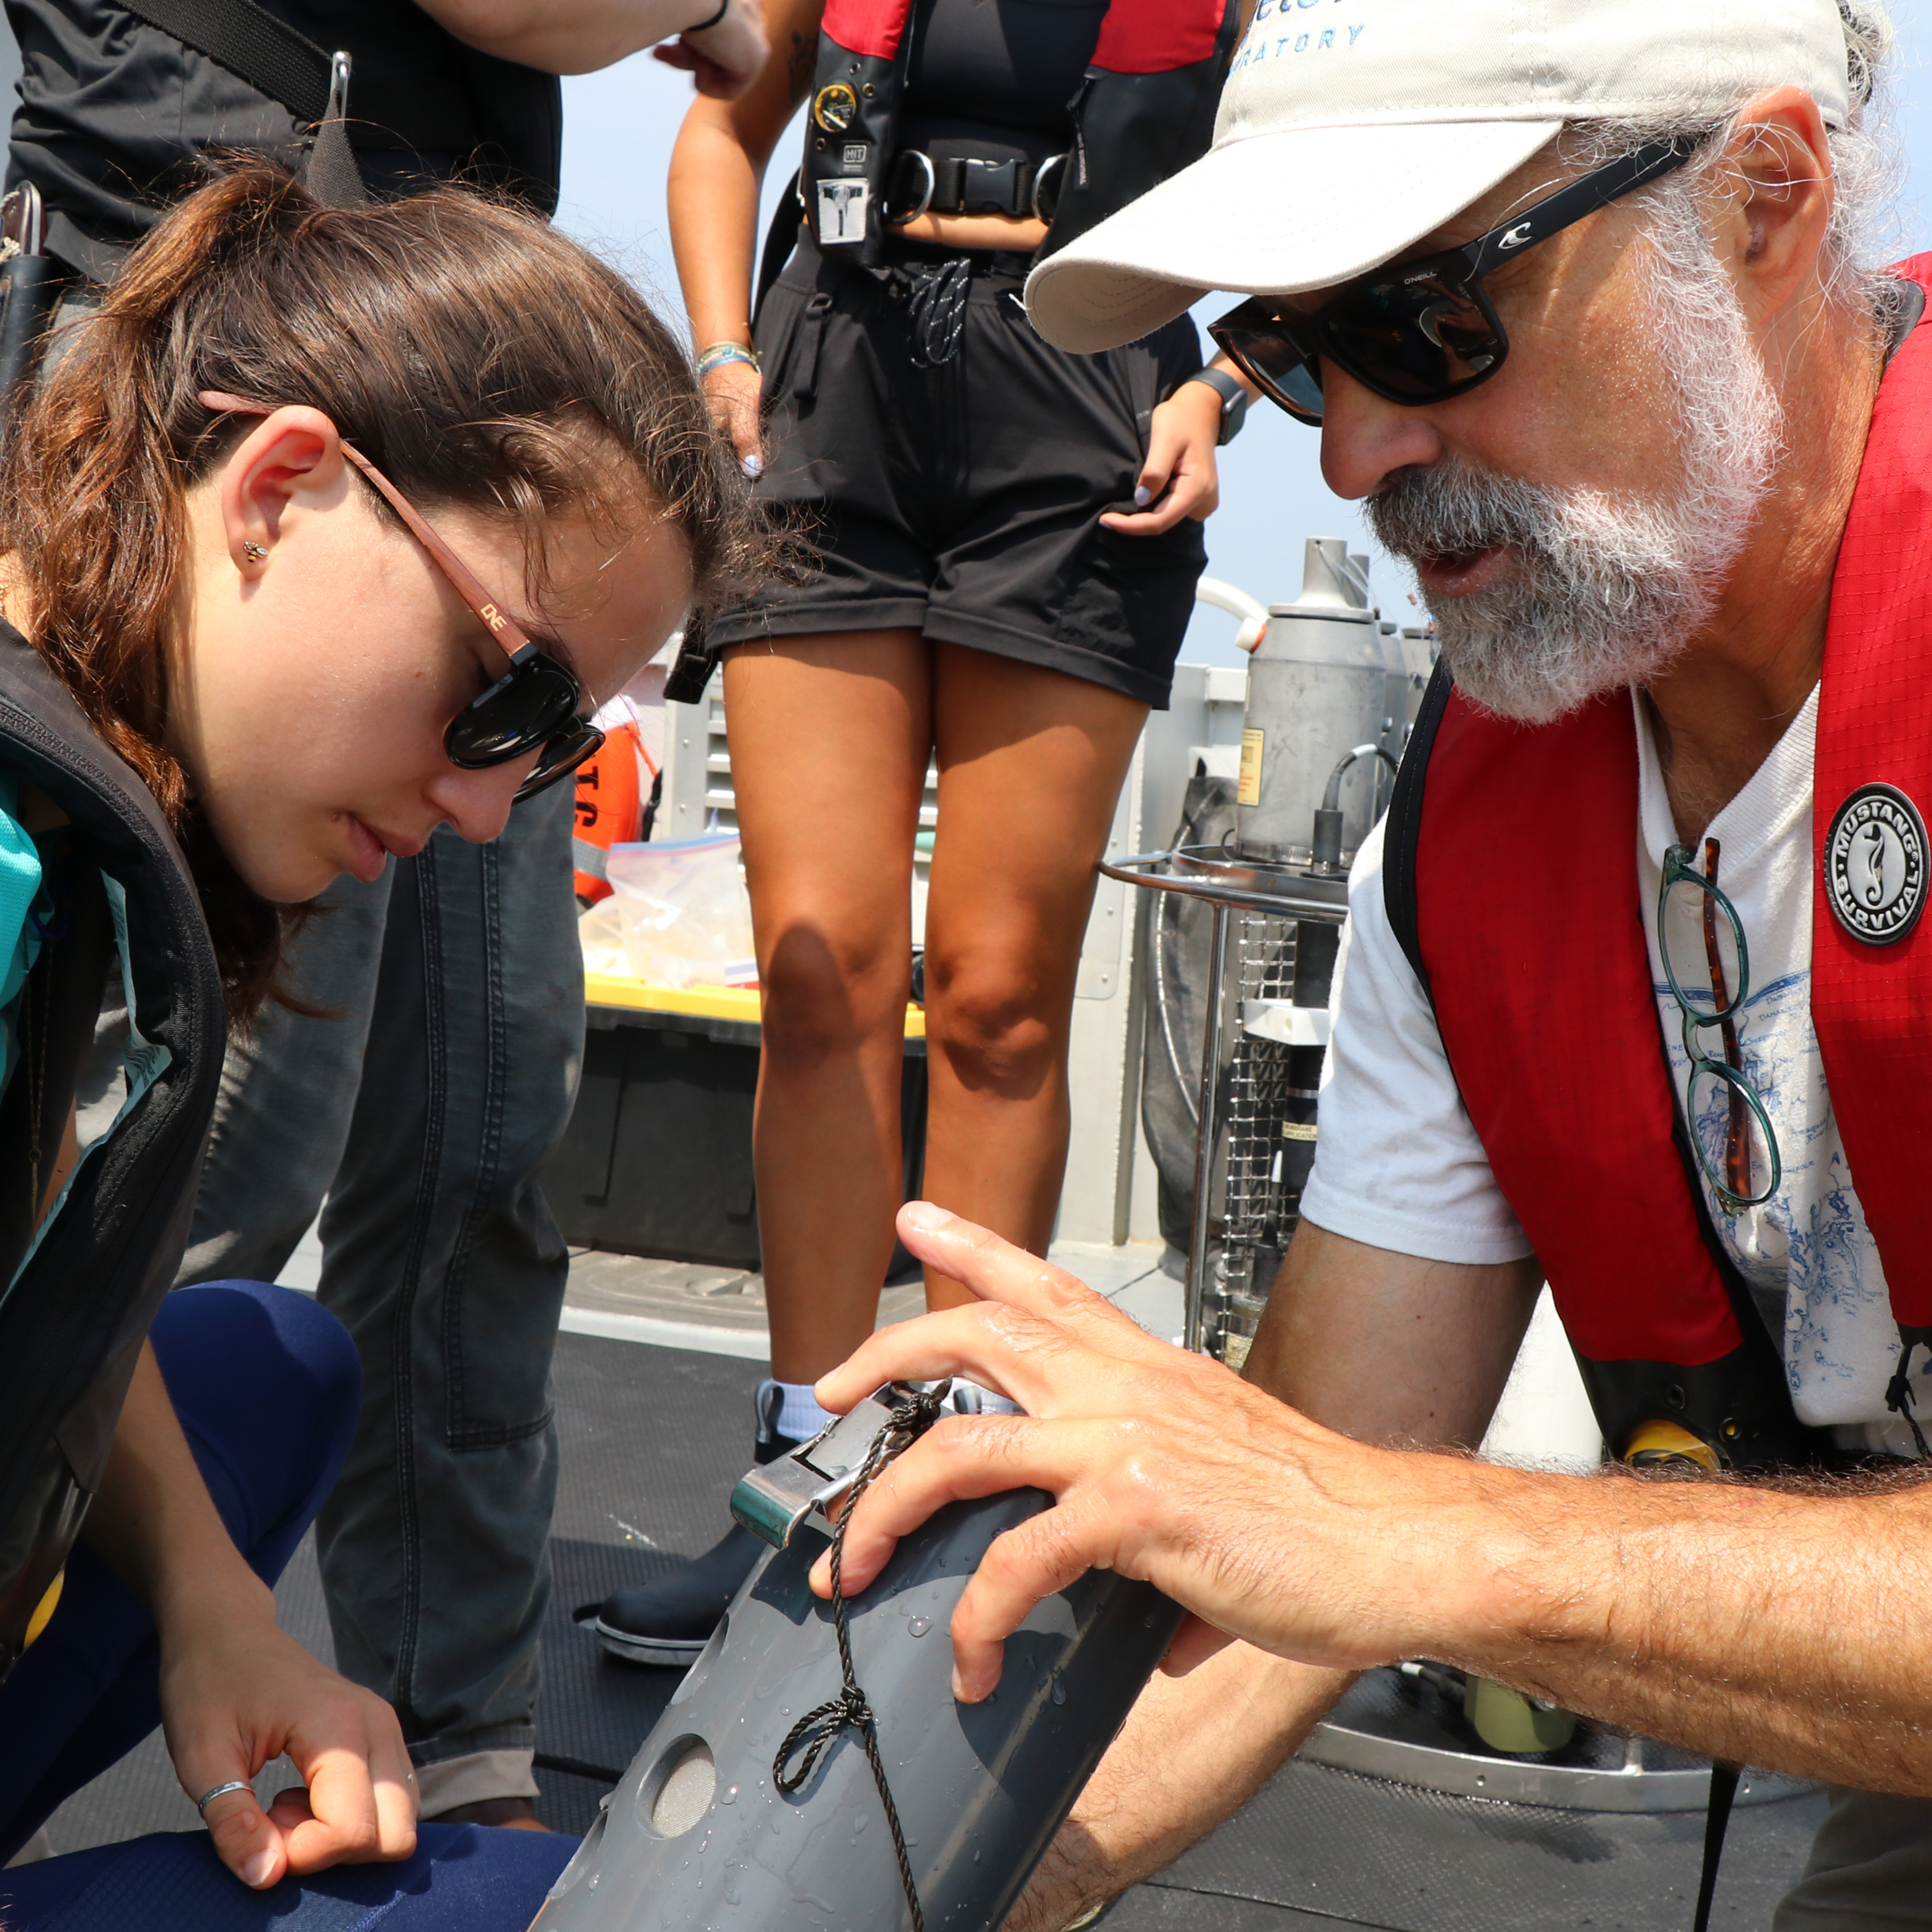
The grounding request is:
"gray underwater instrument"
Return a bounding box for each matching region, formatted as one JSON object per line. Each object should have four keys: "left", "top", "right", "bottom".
{"left": 532, "top": 1383, "right": 1186, "bottom": 1931}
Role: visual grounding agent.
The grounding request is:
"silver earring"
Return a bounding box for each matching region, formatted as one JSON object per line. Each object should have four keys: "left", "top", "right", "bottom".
{"left": 243, "top": 541, "right": 268, "bottom": 563}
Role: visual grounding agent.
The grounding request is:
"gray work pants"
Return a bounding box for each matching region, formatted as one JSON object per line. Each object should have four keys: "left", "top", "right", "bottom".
{"left": 176, "top": 786, "right": 583, "bottom": 1791}
{"left": 1774, "top": 1787, "right": 1932, "bottom": 1929}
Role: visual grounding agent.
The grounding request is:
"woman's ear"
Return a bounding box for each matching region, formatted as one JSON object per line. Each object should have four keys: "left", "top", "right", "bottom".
{"left": 211, "top": 406, "right": 349, "bottom": 578}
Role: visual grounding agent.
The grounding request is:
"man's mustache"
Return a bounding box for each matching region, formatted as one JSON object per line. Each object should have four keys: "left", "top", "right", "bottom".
{"left": 1366, "top": 465, "right": 1551, "bottom": 567}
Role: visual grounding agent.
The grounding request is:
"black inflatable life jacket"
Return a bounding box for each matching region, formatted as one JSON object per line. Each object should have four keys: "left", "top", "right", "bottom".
{"left": 796, "top": 0, "right": 1238, "bottom": 274}
{"left": 0, "top": 619, "right": 225, "bottom": 1672}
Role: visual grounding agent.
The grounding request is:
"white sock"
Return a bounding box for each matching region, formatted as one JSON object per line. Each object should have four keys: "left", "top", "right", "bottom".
{"left": 776, "top": 1381, "right": 834, "bottom": 1444}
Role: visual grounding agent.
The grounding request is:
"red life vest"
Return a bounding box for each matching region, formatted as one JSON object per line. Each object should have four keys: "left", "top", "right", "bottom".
{"left": 1382, "top": 258, "right": 1932, "bottom": 1469}
{"left": 798, "top": 0, "right": 1236, "bottom": 272}
{"left": 572, "top": 722, "right": 657, "bottom": 904}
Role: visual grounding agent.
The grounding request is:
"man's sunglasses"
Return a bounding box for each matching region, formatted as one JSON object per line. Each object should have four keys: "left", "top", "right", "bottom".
{"left": 199, "top": 392, "right": 603, "bottom": 801}
{"left": 1208, "top": 137, "right": 1693, "bottom": 426}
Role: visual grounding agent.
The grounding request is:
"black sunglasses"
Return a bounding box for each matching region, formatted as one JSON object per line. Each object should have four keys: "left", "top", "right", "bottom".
{"left": 1208, "top": 138, "right": 1693, "bottom": 426}
{"left": 200, "top": 392, "right": 604, "bottom": 802}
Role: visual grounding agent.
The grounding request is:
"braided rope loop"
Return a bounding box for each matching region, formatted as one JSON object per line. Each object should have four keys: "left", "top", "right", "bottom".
{"left": 770, "top": 1384, "right": 949, "bottom": 1932}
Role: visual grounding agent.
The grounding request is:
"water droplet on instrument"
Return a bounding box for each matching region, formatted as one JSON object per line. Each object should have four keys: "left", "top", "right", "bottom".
{"left": 909, "top": 1617, "right": 933, "bottom": 1637}
{"left": 1051, "top": 1677, "right": 1066, "bottom": 1705}
{"left": 721, "top": 1786, "right": 738, "bottom": 1806}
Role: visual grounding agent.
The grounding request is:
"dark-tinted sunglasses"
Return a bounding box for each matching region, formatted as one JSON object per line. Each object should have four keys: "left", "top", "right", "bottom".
{"left": 1208, "top": 137, "right": 1693, "bottom": 426}
{"left": 199, "top": 392, "right": 604, "bottom": 801}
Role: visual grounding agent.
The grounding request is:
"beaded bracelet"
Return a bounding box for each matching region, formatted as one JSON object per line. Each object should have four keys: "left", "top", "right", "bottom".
{"left": 696, "top": 341, "right": 760, "bottom": 377}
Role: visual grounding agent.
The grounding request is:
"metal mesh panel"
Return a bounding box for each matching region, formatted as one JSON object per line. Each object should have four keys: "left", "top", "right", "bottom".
{"left": 1210, "top": 910, "right": 1303, "bottom": 1367}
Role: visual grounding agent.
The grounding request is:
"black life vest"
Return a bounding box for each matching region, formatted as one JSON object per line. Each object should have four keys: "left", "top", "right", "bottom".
{"left": 0, "top": 620, "right": 225, "bottom": 1671}
{"left": 797, "top": 0, "right": 1237, "bottom": 273}
{"left": 1380, "top": 258, "right": 1932, "bottom": 1472}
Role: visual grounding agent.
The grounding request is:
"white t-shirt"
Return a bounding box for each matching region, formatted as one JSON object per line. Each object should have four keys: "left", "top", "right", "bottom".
{"left": 1302, "top": 685, "right": 1927, "bottom": 1453}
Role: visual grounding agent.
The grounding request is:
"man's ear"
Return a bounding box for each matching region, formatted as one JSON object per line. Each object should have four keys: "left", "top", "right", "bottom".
{"left": 213, "top": 406, "right": 349, "bottom": 578}
{"left": 1719, "top": 86, "right": 1836, "bottom": 321}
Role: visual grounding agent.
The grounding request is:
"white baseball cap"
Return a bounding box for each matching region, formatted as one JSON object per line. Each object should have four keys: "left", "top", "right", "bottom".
{"left": 1025, "top": 0, "right": 1867, "bottom": 353}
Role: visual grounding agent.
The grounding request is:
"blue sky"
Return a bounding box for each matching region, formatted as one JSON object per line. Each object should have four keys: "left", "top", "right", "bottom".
{"left": 555, "top": 7, "right": 1932, "bottom": 665}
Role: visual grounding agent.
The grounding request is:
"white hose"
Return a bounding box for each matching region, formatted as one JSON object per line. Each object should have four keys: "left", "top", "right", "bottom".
{"left": 1194, "top": 575, "right": 1268, "bottom": 653}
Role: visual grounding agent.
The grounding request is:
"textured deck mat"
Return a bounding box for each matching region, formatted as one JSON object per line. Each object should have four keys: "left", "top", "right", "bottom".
{"left": 535, "top": 1331, "right": 768, "bottom": 1823}
{"left": 34, "top": 1332, "right": 1827, "bottom": 1930}
{"left": 1151, "top": 1756, "right": 1825, "bottom": 1930}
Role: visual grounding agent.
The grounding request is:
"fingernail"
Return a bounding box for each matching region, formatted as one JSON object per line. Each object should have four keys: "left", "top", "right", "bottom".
{"left": 901, "top": 1201, "right": 948, "bottom": 1231}
{"left": 741, "top": 453, "right": 764, "bottom": 479}
{"left": 243, "top": 1850, "right": 276, "bottom": 1889}
{"left": 951, "top": 1666, "right": 968, "bottom": 1700}
{"left": 1134, "top": 485, "right": 1152, "bottom": 507}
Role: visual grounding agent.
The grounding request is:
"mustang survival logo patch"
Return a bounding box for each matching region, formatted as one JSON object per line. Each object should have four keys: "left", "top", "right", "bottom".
{"left": 1824, "top": 782, "right": 1929, "bottom": 945}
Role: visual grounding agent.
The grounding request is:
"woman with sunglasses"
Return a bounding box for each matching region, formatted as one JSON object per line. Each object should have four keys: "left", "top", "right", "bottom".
{"left": 591, "top": 0, "right": 1266, "bottom": 1666}
{"left": 0, "top": 161, "right": 760, "bottom": 1928}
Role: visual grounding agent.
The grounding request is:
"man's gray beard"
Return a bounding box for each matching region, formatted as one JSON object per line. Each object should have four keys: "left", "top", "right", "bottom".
{"left": 1365, "top": 217, "right": 1786, "bottom": 726}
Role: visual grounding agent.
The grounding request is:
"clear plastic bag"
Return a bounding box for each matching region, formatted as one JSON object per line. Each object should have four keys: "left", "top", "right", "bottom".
{"left": 577, "top": 833, "right": 757, "bottom": 990}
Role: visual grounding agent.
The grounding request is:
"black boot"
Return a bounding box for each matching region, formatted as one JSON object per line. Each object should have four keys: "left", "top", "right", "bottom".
{"left": 585, "top": 1380, "right": 797, "bottom": 1667}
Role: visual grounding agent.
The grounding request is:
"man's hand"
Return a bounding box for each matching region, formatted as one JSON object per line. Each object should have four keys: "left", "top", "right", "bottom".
{"left": 654, "top": 0, "right": 770, "bottom": 100}
{"left": 160, "top": 1583, "right": 417, "bottom": 1889}
{"left": 813, "top": 1203, "right": 1477, "bottom": 1701}
{"left": 1099, "top": 380, "right": 1224, "bottom": 537}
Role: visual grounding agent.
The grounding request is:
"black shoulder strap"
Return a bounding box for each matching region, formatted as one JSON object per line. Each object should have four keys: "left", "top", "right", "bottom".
{"left": 115, "top": 0, "right": 365, "bottom": 206}
{"left": 1382, "top": 656, "right": 1451, "bottom": 1003}
{"left": 116, "top": 0, "right": 334, "bottom": 122}
{"left": 754, "top": 170, "right": 803, "bottom": 327}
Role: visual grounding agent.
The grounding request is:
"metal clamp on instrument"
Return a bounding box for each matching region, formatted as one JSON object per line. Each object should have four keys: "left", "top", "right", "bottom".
{"left": 730, "top": 1380, "right": 951, "bottom": 1548}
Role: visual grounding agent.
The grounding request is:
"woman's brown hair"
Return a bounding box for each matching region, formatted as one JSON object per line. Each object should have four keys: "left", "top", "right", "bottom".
{"left": 0, "top": 159, "right": 765, "bottom": 1020}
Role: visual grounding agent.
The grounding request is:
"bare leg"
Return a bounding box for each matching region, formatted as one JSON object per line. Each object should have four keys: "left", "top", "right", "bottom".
{"left": 921, "top": 645, "right": 1148, "bottom": 1305}
{"left": 723, "top": 632, "right": 932, "bottom": 1383}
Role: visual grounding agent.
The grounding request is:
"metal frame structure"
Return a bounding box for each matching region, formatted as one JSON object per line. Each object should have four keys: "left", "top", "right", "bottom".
{"left": 1100, "top": 847, "right": 1346, "bottom": 1355}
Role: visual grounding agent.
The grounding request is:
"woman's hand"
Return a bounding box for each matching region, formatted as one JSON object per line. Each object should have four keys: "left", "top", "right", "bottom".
{"left": 1099, "top": 377, "right": 1225, "bottom": 538}
{"left": 812, "top": 1203, "right": 1492, "bottom": 1704}
{"left": 159, "top": 1574, "right": 418, "bottom": 1890}
{"left": 653, "top": 0, "right": 770, "bottom": 99}
{"left": 81, "top": 1344, "right": 416, "bottom": 1892}
{"left": 703, "top": 358, "right": 766, "bottom": 476}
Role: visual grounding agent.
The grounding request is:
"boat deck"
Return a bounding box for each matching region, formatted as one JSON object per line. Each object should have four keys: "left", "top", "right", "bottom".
{"left": 34, "top": 1246, "right": 1825, "bottom": 1929}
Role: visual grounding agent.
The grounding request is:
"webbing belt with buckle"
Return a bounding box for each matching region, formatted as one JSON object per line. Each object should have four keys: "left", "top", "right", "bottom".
{"left": 887, "top": 150, "right": 1065, "bottom": 223}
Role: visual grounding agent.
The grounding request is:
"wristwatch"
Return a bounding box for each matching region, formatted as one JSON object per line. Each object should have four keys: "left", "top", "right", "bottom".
{"left": 1185, "top": 367, "right": 1249, "bottom": 445}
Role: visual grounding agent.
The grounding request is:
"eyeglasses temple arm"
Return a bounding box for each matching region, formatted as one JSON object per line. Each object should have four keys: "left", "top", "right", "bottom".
{"left": 1462, "top": 137, "right": 1695, "bottom": 281}
{"left": 196, "top": 391, "right": 537, "bottom": 665}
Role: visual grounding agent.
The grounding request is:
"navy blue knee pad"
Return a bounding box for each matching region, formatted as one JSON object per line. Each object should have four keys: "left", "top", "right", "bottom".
{"left": 0, "top": 1821, "right": 576, "bottom": 1930}
{"left": 150, "top": 1282, "right": 360, "bottom": 1582}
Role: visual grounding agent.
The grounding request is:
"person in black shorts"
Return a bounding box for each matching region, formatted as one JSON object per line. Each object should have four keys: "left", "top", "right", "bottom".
{"left": 592, "top": 0, "right": 1257, "bottom": 1662}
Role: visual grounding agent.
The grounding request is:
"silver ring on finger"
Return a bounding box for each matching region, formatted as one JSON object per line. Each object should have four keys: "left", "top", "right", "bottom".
{"left": 196, "top": 1780, "right": 254, "bottom": 1816}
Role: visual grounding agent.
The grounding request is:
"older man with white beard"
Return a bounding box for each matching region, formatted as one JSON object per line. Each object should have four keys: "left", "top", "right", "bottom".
{"left": 777, "top": 1, "right": 1932, "bottom": 1929}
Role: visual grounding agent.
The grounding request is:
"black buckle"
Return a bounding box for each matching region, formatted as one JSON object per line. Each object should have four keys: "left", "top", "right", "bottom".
{"left": 960, "top": 156, "right": 1020, "bottom": 213}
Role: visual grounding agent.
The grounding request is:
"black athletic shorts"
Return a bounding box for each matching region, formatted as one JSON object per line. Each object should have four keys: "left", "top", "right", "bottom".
{"left": 704, "top": 239, "right": 1208, "bottom": 708}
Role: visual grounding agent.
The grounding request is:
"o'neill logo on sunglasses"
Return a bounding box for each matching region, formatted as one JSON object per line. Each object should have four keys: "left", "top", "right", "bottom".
{"left": 478, "top": 602, "right": 508, "bottom": 633}
{"left": 1498, "top": 222, "right": 1535, "bottom": 250}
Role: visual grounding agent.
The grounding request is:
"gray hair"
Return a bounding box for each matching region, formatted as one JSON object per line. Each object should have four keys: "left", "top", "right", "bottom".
{"left": 1557, "top": 0, "right": 1902, "bottom": 334}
